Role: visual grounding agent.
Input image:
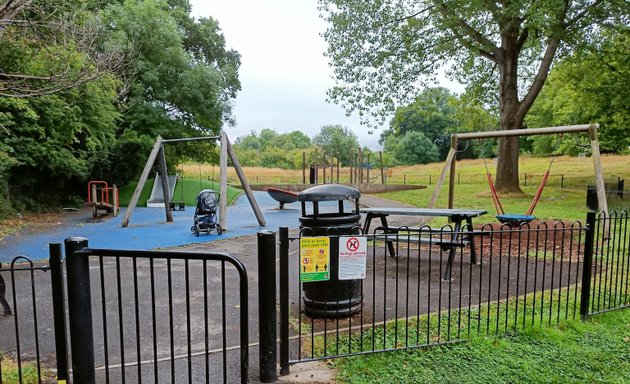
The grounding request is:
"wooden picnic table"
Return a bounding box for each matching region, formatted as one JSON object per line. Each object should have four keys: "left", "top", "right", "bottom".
{"left": 359, "top": 207, "right": 487, "bottom": 280}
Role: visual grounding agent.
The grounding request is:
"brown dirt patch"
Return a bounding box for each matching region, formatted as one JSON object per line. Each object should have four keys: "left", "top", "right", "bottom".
{"left": 0, "top": 211, "right": 70, "bottom": 241}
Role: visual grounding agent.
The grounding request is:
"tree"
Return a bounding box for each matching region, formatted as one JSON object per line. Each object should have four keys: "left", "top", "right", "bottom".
{"left": 384, "top": 131, "right": 439, "bottom": 165}
{"left": 0, "top": 76, "right": 120, "bottom": 209}
{"left": 381, "top": 87, "right": 496, "bottom": 160}
{"left": 313, "top": 124, "right": 360, "bottom": 166}
{"left": 101, "top": 0, "right": 240, "bottom": 140}
{"left": 319, "top": 0, "right": 628, "bottom": 192}
{"left": 0, "top": 1, "right": 122, "bottom": 97}
{"left": 526, "top": 25, "right": 630, "bottom": 153}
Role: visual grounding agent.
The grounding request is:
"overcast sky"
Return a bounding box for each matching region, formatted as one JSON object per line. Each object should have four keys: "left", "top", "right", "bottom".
{"left": 189, "top": 1, "right": 459, "bottom": 149}
{"left": 188, "top": 0, "right": 385, "bottom": 147}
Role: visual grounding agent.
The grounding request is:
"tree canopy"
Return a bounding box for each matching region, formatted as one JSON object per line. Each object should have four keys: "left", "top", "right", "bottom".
{"left": 313, "top": 124, "right": 360, "bottom": 166}
{"left": 319, "top": 0, "right": 629, "bottom": 192}
{"left": 0, "top": 0, "right": 240, "bottom": 214}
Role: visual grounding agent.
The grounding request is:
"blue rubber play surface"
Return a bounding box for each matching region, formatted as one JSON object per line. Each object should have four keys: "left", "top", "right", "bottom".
{"left": 0, "top": 191, "right": 346, "bottom": 263}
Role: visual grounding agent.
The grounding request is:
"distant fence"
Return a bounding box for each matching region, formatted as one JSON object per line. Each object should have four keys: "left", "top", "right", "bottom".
{"left": 389, "top": 173, "right": 623, "bottom": 190}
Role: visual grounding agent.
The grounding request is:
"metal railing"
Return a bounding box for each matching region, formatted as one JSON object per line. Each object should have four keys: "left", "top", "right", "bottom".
{"left": 0, "top": 254, "right": 65, "bottom": 383}
{"left": 269, "top": 211, "right": 629, "bottom": 378}
{"left": 588, "top": 211, "right": 630, "bottom": 316}
{"left": 63, "top": 238, "right": 249, "bottom": 384}
{"left": 1, "top": 240, "right": 249, "bottom": 384}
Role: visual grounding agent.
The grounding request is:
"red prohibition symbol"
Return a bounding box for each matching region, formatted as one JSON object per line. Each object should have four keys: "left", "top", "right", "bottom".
{"left": 346, "top": 237, "right": 360, "bottom": 252}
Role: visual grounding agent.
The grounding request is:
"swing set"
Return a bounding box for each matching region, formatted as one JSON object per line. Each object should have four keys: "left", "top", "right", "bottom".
{"left": 483, "top": 155, "right": 555, "bottom": 226}
{"left": 427, "top": 124, "right": 609, "bottom": 225}
{"left": 121, "top": 132, "right": 266, "bottom": 229}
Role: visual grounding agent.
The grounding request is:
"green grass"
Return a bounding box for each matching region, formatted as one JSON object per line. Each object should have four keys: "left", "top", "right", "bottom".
{"left": 333, "top": 306, "right": 630, "bottom": 384}
{"left": 0, "top": 356, "right": 53, "bottom": 384}
{"left": 379, "top": 184, "right": 588, "bottom": 224}
{"left": 118, "top": 178, "right": 242, "bottom": 207}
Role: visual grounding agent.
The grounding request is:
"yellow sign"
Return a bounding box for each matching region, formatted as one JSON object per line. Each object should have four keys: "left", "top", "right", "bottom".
{"left": 299, "top": 237, "right": 330, "bottom": 282}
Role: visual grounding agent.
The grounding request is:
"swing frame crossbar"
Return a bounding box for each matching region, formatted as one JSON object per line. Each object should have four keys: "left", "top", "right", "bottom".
{"left": 427, "top": 124, "right": 609, "bottom": 221}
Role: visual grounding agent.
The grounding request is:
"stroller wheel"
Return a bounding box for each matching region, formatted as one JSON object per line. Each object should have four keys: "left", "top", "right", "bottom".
{"left": 216, "top": 224, "right": 223, "bottom": 235}
{"left": 194, "top": 224, "right": 200, "bottom": 237}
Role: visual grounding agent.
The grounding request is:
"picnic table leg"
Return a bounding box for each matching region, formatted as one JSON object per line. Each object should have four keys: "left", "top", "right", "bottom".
{"left": 362, "top": 213, "right": 373, "bottom": 234}
{"left": 0, "top": 273, "right": 11, "bottom": 315}
{"left": 442, "top": 219, "right": 462, "bottom": 281}
{"left": 379, "top": 215, "right": 397, "bottom": 258}
{"left": 465, "top": 217, "right": 479, "bottom": 265}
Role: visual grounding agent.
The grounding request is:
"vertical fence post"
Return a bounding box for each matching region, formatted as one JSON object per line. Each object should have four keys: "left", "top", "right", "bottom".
{"left": 64, "top": 237, "right": 95, "bottom": 384}
{"left": 258, "top": 230, "right": 277, "bottom": 383}
{"left": 49, "top": 243, "right": 68, "bottom": 383}
{"left": 524, "top": 173, "right": 527, "bottom": 187}
{"left": 580, "top": 211, "right": 597, "bottom": 320}
{"left": 279, "top": 227, "right": 290, "bottom": 376}
{"left": 302, "top": 152, "right": 306, "bottom": 185}
{"left": 561, "top": 174, "right": 565, "bottom": 189}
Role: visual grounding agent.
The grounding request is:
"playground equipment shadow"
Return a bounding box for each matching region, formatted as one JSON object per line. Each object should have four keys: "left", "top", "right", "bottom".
{"left": 0, "top": 191, "right": 329, "bottom": 263}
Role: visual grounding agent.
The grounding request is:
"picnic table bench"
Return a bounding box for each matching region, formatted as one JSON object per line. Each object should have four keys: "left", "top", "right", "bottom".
{"left": 360, "top": 207, "right": 487, "bottom": 280}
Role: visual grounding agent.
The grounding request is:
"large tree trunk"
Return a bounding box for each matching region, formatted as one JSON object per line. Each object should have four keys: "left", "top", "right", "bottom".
{"left": 495, "top": 35, "right": 524, "bottom": 193}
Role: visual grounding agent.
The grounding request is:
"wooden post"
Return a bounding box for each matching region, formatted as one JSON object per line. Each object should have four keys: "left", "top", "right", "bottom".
{"left": 428, "top": 146, "right": 457, "bottom": 210}
{"left": 349, "top": 150, "right": 354, "bottom": 184}
{"left": 336, "top": 152, "right": 340, "bottom": 183}
{"left": 357, "top": 147, "right": 363, "bottom": 184}
{"left": 380, "top": 151, "right": 385, "bottom": 185}
{"left": 314, "top": 148, "right": 318, "bottom": 185}
{"left": 122, "top": 137, "right": 164, "bottom": 227}
{"left": 226, "top": 134, "right": 266, "bottom": 226}
{"left": 589, "top": 125, "right": 609, "bottom": 215}
{"left": 366, "top": 152, "right": 370, "bottom": 183}
{"left": 302, "top": 152, "right": 306, "bottom": 184}
{"left": 323, "top": 153, "right": 327, "bottom": 184}
{"left": 219, "top": 132, "right": 228, "bottom": 230}
{"left": 112, "top": 185, "right": 119, "bottom": 216}
{"left": 448, "top": 136, "right": 458, "bottom": 209}
{"left": 157, "top": 146, "right": 173, "bottom": 223}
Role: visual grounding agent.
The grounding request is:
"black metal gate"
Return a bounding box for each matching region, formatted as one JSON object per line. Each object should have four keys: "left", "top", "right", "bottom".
{"left": 1, "top": 237, "right": 249, "bottom": 384}
{"left": 63, "top": 237, "right": 249, "bottom": 384}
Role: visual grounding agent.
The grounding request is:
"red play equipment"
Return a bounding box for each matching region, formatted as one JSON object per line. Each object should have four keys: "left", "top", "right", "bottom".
{"left": 87, "top": 180, "right": 120, "bottom": 218}
{"left": 483, "top": 157, "right": 555, "bottom": 226}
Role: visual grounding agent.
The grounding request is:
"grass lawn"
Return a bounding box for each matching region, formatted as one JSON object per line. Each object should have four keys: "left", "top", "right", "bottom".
{"left": 334, "top": 309, "right": 630, "bottom": 383}
{"left": 378, "top": 183, "right": 589, "bottom": 224}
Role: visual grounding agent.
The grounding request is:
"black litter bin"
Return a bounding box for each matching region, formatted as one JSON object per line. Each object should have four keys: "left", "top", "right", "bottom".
{"left": 298, "top": 184, "right": 362, "bottom": 317}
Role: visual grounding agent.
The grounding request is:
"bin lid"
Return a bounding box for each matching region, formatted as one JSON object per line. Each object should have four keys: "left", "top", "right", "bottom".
{"left": 298, "top": 184, "right": 360, "bottom": 202}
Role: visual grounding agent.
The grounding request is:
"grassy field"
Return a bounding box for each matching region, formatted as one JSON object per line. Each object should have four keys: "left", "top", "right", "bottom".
{"left": 181, "top": 154, "right": 630, "bottom": 186}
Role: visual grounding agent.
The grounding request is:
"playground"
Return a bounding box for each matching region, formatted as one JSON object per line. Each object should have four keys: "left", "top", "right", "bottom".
{"left": 0, "top": 191, "right": 306, "bottom": 263}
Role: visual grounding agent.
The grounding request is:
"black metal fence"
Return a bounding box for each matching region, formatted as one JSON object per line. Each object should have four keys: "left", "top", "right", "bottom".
{"left": 588, "top": 211, "right": 630, "bottom": 316}
{"left": 1, "top": 239, "right": 249, "bottom": 384}
{"left": 274, "top": 211, "right": 629, "bottom": 374}
{"left": 0, "top": 255, "right": 63, "bottom": 384}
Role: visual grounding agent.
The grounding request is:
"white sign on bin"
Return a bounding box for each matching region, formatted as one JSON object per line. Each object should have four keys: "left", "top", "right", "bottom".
{"left": 338, "top": 236, "right": 367, "bottom": 280}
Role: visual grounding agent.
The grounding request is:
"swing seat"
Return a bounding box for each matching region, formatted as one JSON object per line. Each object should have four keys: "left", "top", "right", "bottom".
{"left": 496, "top": 214, "right": 535, "bottom": 227}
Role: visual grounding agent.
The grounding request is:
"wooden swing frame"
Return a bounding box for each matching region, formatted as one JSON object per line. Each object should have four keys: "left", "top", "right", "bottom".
{"left": 427, "top": 124, "right": 609, "bottom": 216}
{"left": 121, "top": 132, "right": 266, "bottom": 228}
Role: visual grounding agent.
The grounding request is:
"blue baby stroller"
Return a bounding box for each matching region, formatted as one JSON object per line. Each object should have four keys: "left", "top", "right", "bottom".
{"left": 191, "top": 189, "right": 223, "bottom": 236}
